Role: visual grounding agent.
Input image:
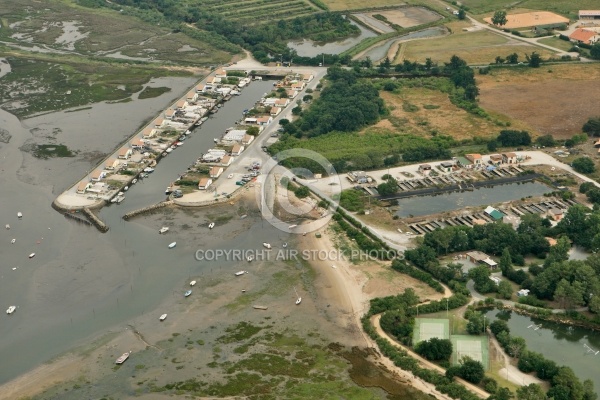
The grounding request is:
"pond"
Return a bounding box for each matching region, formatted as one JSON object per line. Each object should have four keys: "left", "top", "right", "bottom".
{"left": 394, "top": 181, "right": 552, "bottom": 217}
{"left": 486, "top": 309, "right": 600, "bottom": 391}
{"left": 287, "top": 21, "right": 377, "bottom": 57}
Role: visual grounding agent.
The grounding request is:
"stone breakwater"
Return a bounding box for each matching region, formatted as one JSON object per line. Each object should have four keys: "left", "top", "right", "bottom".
{"left": 122, "top": 201, "right": 173, "bottom": 220}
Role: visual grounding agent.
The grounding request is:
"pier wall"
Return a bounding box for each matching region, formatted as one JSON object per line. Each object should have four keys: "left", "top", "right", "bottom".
{"left": 82, "top": 208, "right": 109, "bottom": 232}
{"left": 123, "top": 201, "right": 174, "bottom": 220}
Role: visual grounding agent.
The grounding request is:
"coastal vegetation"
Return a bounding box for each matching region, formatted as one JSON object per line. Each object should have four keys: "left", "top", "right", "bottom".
{"left": 33, "top": 144, "right": 77, "bottom": 159}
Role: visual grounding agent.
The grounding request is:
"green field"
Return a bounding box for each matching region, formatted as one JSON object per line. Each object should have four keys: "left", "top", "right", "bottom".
{"left": 201, "top": 0, "right": 319, "bottom": 24}
{"left": 538, "top": 36, "right": 576, "bottom": 52}
{"left": 399, "top": 21, "right": 555, "bottom": 65}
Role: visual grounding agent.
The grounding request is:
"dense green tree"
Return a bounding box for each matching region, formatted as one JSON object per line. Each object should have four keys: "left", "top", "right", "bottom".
{"left": 498, "top": 280, "right": 513, "bottom": 299}
{"left": 414, "top": 338, "right": 453, "bottom": 361}
{"left": 495, "top": 387, "right": 514, "bottom": 400}
{"left": 492, "top": 11, "right": 508, "bottom": 26}
{"left": 469, "top": 265, "right": 496, "bottom": 294}
{"left": 497, "top": 130, "right": 531, "bottom": 147}
{"left": 572, "top": 157, "right": 596, "bottom": 174}
{"left": 459, "top": 357, "right": 485, "bottom": 384}
{"left": 583, "top": 116, "right": 600, "bottom": 136}
{"left": 499, "top": 248, "right": 513, "bottom": 273}
{"left": 506, "top": 53, "right": 519, "bottom": 64}
{"left": 458, "top": 8, "right": 466, "bottom": 20}
{"left": 527, "top": 52, "right": 542, "bottom": 68}
{"left": 490, "top": 319, "right": 510, "bottom": 336}
{"left": 294, "top": 186, "right": 310, "bottom": 198}
{"left": 380, "top": 308, "right": 414, "bottom": 344}
{"left": 583, "top": 379, "right": 597, "bottom": 400}
{"left": 535, "top": 134, "right": 555, "bottom": 147}
{"left": 487, "top": 140, "right": 499, "bottom": 152}
{"left": 554, "top": 279, "right": 584, "bottom": 309}
{"left": 590, "top": 43, "right": 600, "bottom": 60}
{"left": 516, "top": 383, "right": 546, "bottom": 400}
{"left": 466, "top": 310, "right": 487, "bottom": 335}
{"left": 551, "top": 366, "right": 584, "bottom": 400}
{"left": 580, "top": 182, "right": 596, "bottom": 194}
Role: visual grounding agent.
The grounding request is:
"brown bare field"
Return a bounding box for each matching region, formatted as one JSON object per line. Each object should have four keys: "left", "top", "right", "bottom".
{"left": 371, "top": 88, "right": 530, "bottom": 140}
{"left": 477, "top": 64, "right": 600, "bottom": 138}
{"left": 483, "top": 11, "right": 569, "bottom": 29}
{"left": 371, "top": 6, "right": 441, "bottom": 28}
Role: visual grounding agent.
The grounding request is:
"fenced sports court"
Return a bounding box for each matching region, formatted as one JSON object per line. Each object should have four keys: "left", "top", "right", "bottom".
{"left": 413, "top": 318, "right": 450, "bottom": 345}
{"left": 451, "top": 335, "right": 489, "bottom": 370}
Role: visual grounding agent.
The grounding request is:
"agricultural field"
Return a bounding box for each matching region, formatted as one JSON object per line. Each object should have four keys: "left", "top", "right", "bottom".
{"left": 0, "top": 0, "right": 232, "bottom": 64}
{"left": 477, "top": 63, "right": 600, "bottom": 139}
{"left": 200, "top": 0, "right": 319, "bottom": 25}
{"left": 453, "top": 0, "right": 599, "bottom": 19}
{"left": 372, "top": 87, "right": 529, "bottom": 141}
{"left": 538, "top": 36, "right": 576, "bottom": 52}
{"left": 397, "top": 21, "right": 555, "bottom": 65}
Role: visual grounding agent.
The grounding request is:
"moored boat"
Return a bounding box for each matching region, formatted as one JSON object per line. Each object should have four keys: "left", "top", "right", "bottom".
{"left": 159, "top": 227, "right": 169, "bottom": 234}
{"left": 29, "top": 253, "right": 35, "bottom": 259}
{"left": 115, "top": 352, "right": 130, "bottom": 365}
{"left": 296, "top": 297, "right": 302, "bottom": 305}
{"left": 143, "top": 167, "right": 154, "bottom": 173}
{"left": 288, "top": 225, "right": 297, "bottom": 229}
{"left": 168, "top": 242, "right": 176, "bottom": 249}
{"left": 235, "top": 271, "right": 248, "bottom": 276}
{"left": 6, "top": 306, "right": 16, "bottom": 314}
{"left": 247, "top": 256, "right": 253, "bottom": 262}
{"left": 132, "top": 178, "right": 137, "bottom": 184}
{"left": 11, "top": 239, "right": 16, "bottom": 244}
{"left": 282, "top": 243, "right": 288, "bottom": 248}
{"left": 190, "top": 280, "right": 196, "bottom": 286}
{"left": 159, "top": 313, "right": 167, "bottom": 321}
{"left": 5, "top": 224, "right": 9, "bottom": 230}
{"left": 208, "top": 222, "right": 215, "bottom": 229}
{"left": 17, "top": 212, "right": 22, "bottom": 219}
{"left": 263, "top": 243, "right": 271, "bottom": 249}
{"left": 184, "top": 290, "right": 192, "bottom": 297}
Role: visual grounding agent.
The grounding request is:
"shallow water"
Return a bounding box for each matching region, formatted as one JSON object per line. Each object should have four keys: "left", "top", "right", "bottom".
{"left": 0, "top": 77, "right": 281, "bottom": 384}
{"left": 287, "top": 22, "right": 377, "bottom": 57}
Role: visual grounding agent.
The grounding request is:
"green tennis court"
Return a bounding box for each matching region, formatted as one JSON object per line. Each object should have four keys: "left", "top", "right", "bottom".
{"left": 451, "top": 335, "right": 489, "bottom": 370}
{"left": 413, "top": 318, "right": 450, "bottom": 345}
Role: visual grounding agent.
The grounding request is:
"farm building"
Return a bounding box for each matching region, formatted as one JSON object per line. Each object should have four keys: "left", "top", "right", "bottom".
{"left": 466, "top": 153, "right": 483, "bottom": 166}
{"left": 489, "top": 154, "right": 503, "bottom": 166}
{"left": 466, "top": 251, "right": 497, "bottom": 268}
{"left": 439, "top": 161, "right": 455, "bottom": 172}
{"left": 502, "top": 152, "right": 517, "bottom": 164}
{"left": 579, "top": 10, "right": 600, "bottom": 20}
{"left": 569, "top": 28, "right": 600, "bottom": 45}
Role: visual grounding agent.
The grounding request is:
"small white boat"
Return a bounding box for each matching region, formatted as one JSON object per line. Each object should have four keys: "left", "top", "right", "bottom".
{"left": 115, "top": 352, "right": 130, "bottom": 365}
{"left": 208, "top": 222, "right": 215, "bottom": 229}
{"left": 116, "top": 196, "right": 125, "bottom": 204}
{"left": 29, "top": 253, "right": 35, "bottom": 259}
{"left": 166, "top": 148, "right": 173, "bottom": 153}
{"left": 190, "top": 280, "right": 196, "bottom": 286}
{"left": 143, "top": 167, "right": 155, "bottom": 173}
{"left": 288, "top": 225, "right": 297, "bottom": 229}
{"left": 296, "top": 297, "right": 302, "bottom": 305}
{"left": 6, "top": 306, "right": 16, "bottom": 315}
{"left": 110, "top": 197, "right": 118, "bottom": 203}
{"left": 17, "top": 212, "right": 22, "bottom": 219}
{"left": 214, "top": 138, "right": 218, "bottom": 143}
{"left": 184, "top": 290, "right": 192, "bottom": 297}
{"left": 176, "top": 141, "right": 184, "bottom": 146}
{"left": 247, "top": 256, "right": 253, "bottom": 262}
{"left": 228, "top": 173, "right": 234, "bottom": 179}
{"left": 235, "top": 271, "right": 247, "bottom": 276}
{"left": 185, "top": 130, "right": 191, "bottom": 135}
{"left": 282, "top": 243, "right": 287, "bottom": 248}
{"left": 159, "top": 313, "right": 167, "bottom": 321}
{"left": 132, "top": 178, "right": 137, "bottom": 184}
{"left": 11, "top": 239, "right": 16, "bottom": 244}
{"left": 123, "top": 186, "right": 129, "bottom": 191}
{"left": 159, "top": 227, "right": 169, "bottom": 234}
{"left": 263, "top": 243, "right": 271, "bottom": 249}
{"left": 5, "top": 224, "right": 9, "bottom": 230}
{"left": 168, "top": 242, "right": 176, "bottom": 249}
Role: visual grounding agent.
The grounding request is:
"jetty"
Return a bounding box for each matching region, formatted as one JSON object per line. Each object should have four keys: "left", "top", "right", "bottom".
{"left": 63, "top": 211, "right": 93, "bottom": 227}
{"left": 82, "top": 208, "right": 109, "bottom": 232}
{"left": 123, "top": 201, "right": 173, "bottom": 220}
